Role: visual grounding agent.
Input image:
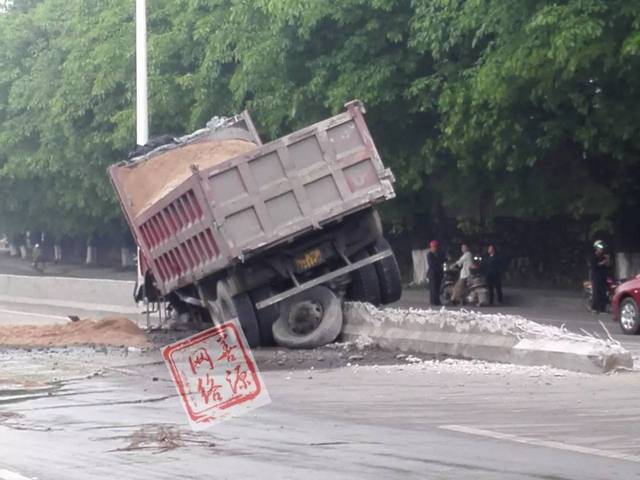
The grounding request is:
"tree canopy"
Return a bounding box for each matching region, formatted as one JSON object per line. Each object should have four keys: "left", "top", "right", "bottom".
{"left": 1, "top": 0, "right": 639, "bottom": 243}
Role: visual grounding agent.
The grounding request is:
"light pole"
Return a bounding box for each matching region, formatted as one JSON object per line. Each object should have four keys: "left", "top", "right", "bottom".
{"left": 134, "top": 0, "right": 148, "bottom": 300}
{"left": 136, "top": 0, "right": 148, "bottom": 146}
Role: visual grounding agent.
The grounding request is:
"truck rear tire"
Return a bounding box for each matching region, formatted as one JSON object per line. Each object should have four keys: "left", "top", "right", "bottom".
{"left": 348, "top": 250, "right": 382, "bottom": 306}
{"left": 273, "top": 286, "right": 343, "bottom": 349}
{"left": 369, "top": 237, "right": 402, "bottom": 304}
{"left": 216, "top": 282, "right": 262, "bottom": 348}
{"left": 250, "top": 286, "right": 279, "bottom": 346}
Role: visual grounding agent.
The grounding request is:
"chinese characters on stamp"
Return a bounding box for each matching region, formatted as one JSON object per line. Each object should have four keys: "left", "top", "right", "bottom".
{"left": 163, "top": 321, "right": 270, "bottom": 430}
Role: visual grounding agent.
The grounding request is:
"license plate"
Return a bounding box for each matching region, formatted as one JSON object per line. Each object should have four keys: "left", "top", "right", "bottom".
{"left": 295, "top": 248, "right": 323, "bottom": 272}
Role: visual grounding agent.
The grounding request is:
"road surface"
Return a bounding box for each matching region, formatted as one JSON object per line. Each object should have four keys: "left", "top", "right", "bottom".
{"left": 0, "top": 285, "right": 638, "bottom": 479}
{"left": 0, "top": 347, "right": 638, "bottom": 480}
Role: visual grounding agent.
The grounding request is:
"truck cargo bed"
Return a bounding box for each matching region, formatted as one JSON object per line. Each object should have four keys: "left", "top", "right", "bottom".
{"left": 109, "top": 101, "right": 395, "bottom": 295}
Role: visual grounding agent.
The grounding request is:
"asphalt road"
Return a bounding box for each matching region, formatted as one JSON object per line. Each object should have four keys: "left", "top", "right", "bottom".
{"left": 0, "top": 285, "right": 639, "bottom": 479}
{"left": 0, "top": 348, "right": 638, "bottom": 480}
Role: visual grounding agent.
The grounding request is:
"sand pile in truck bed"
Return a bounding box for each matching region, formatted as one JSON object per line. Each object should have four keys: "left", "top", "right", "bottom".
{"left": 116, "top": 139, "right": 257, "bottom": 217}
{"left": 0, "top": 316, "right": 150, "bottom": 348}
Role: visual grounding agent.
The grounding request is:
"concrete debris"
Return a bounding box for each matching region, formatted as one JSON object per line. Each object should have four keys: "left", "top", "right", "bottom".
{"left": 342, "top": 302, "right": 633, "bottom": 374}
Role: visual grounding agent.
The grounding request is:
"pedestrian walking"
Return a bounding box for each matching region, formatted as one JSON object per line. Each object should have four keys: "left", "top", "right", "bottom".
{"left": 590, "top": 240, "right": 610, "bottom": 313}
{"left": 426, "top": 240, "right": 444, "bottom": 306}
{"left": 451, "top": 244, "right": 473, "bottom": 304}
{"left": 485, "top": 244, "right": 504, "bottom": 305}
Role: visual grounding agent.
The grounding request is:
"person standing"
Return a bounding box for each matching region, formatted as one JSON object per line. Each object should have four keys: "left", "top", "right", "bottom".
{"left": 485, "top": 244, "right": 504, "bottom": 305}
{"left": 451, "top": 244, "right": 473, "bottom": 304}
{"left": 590, "top": 240, "right": 610, "bottom": 313}
{"left": 426, "top": 240, "right": 444, "bottom": 306}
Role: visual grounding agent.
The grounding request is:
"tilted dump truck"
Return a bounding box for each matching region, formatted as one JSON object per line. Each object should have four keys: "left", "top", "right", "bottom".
{"left": 109, "top": 100, "right": 401, "bottom": 348}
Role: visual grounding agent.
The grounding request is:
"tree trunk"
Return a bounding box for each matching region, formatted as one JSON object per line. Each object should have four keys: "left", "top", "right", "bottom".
{"left": 412, "top": 248, "right": 428, "bottom": 286}
{"left": 54, "top": 244, "right": 62, "bottom": 263}
{"left": 120, "top": 247, "right": 133, "bottom": 267}
{"left": 85, "top": 245, "right": 97, "bottom": 265}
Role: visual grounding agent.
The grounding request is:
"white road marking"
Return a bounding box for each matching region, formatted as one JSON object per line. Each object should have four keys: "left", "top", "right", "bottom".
{"left": 0, "top": 308, "right": 68, "bottom": 321}
{"left": 439, "top": 425, "right": 640, "bottom": 463}
{"left": 0, "top": 469, "right": 34, "bottom": 480}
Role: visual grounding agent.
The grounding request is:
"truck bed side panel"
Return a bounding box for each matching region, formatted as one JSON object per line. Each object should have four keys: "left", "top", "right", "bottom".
{"left": 112, "top": 103, "right": 395, "bottom": 295}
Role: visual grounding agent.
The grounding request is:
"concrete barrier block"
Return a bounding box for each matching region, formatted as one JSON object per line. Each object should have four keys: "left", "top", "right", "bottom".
{"left": 342, "top": 302, "right": 633, "bottom": 374}
{"left": 0, "top": 274, "right": 138, "bottom": 312}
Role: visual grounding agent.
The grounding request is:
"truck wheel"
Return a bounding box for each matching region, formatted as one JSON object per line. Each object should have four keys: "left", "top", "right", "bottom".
{"left": 620, "top": 297, "right": 640, "bottom": 335}
{"left": 273, "top": 286, "right": 343, "bottom": 349}
{"left": 250, "top": 286, "right": 279, "bottom": 346}
{"left": 348, "top": 251, "right": 382, "bottom": 306}
{"left": 369, "top": 237, "right": 402, "bottom": 304}
{"left": 216, "top": 282, "right": 262, "bottom": 347}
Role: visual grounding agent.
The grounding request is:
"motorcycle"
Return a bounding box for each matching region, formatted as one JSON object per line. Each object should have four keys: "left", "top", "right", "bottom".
{"left": 582, "top": 276, "right": 618, "bottom": 313}
{"left": 440, "top": 256, "right": 489, "bottom": 307}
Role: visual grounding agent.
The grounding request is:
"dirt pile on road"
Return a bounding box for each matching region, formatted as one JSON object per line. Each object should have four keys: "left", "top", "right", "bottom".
{"left": 0, "top": 316, "right": 150, "bottom": 348}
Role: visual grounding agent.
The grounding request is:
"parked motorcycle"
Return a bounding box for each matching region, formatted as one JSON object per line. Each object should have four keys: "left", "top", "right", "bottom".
{"left": 440, "top": 256, "right": 489, "bottom": 307}
{"left": 582, "top": 276, "right": 619, "bottom": 313}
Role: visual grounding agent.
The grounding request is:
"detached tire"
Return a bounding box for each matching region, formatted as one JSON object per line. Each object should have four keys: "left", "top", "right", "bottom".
{"left": 250, "top": 286, "right": 279, "bottom": 346}
{"left": 348, "top": 250, "right": 382, "bottom": 306}
{"left": 369, "top": 237, "right": 402, "bottom": 304}
{"left": 216, "top": 282, "right": 261, "bottom": 347}
{"left": 620, "top": 297, "right": 640, "bottom": 335}
{"left": 273, "top": 286, "right": 343, "bottom": 349}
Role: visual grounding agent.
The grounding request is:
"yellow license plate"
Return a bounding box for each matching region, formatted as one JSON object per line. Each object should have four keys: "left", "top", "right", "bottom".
{"left": 295, "top": 249, "right": 322, "bottom": 271}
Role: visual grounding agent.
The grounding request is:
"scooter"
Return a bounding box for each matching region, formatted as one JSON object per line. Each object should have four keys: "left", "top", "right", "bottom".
{"left": 466, "top": 256, "right": 489, "bottom": 307}
{"left": 440, "top": 256, "right": 489, "bottom": 307}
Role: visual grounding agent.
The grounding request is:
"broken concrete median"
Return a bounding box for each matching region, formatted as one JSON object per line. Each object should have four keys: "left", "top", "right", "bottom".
{"left": 342, "top": 303, "right": 633, "bottom": 374}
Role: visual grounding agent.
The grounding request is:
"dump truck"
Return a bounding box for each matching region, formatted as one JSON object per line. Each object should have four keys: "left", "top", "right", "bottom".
{"left": 109, "top": 100, "right": 401, "bottom": 348}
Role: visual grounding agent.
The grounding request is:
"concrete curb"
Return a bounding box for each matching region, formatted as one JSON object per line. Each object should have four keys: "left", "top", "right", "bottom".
{"left": 0, "top": 274, "right": 138, "bottom": 312}
{"left": 342, "top": 303, "right": 633, "bottom": 374}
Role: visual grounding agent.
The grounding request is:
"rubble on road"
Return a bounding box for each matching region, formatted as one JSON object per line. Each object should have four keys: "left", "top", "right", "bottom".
{"left": 0, "top": 316, "right": 150, "bottom": 348}
{"left": 342, "top": 302, "right": 633, "bottom": 374}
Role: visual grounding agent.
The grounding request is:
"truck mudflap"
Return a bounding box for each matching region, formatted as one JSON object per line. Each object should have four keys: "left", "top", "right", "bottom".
{"left": 254, "top": 249, "right": 393, "bottom": 310}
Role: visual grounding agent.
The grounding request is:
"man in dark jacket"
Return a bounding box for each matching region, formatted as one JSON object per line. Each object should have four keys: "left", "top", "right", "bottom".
{"left": 427, "top": 240, "right": 444, "bottom": 306}
{"left": 485, "top": 244, "right": 504, "bottom": 305}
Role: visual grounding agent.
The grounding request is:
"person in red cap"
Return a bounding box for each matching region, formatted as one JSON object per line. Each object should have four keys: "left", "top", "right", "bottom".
{"left": 427, "top": 240, "right": 444, "bottom": 306}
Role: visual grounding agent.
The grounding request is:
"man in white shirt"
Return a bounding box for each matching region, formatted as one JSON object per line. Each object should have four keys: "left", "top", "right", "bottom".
{"left": 451, "top": 244, "right": 472, "bottom": 303}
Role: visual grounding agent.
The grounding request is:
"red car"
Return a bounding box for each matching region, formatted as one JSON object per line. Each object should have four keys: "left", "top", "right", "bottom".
{"left": 612, "top": 275, "right": 640, "bottom": 335}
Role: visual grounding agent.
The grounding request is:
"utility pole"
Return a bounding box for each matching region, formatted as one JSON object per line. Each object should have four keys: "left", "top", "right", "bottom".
{"left": 136, "top": 0, "right": 149, "bottom": 146}
{"left": 134, "top": 0, "right": 148, "bottom": 299}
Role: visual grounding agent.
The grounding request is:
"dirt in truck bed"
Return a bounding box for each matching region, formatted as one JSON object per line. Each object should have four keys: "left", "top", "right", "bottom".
{"left": 119, "top": 139, "right": 257, "bottom": 216}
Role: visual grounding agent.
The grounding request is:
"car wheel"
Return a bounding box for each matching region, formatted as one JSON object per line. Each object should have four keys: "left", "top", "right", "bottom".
{"left": 348, "top": 250, "right": 382, "bottom": 306}
{"left": 368, "top": 237, "right": 402, "bottom": 304}
{"left": 619, "top": 297, "right": 640, "bottom": 335}
{"left": 216, "top": 281, "right": 262, "bottom": 347}
{"left": 273, "top": 286, "right": 343, "bottom": 349}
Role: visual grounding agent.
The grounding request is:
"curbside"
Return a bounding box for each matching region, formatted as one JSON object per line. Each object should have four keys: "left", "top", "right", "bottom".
{"left": 342, "top": 302, "right": 633, "bottom": 374}
{"left": 0, "top": 274, "right": 138, "bottom": 313}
